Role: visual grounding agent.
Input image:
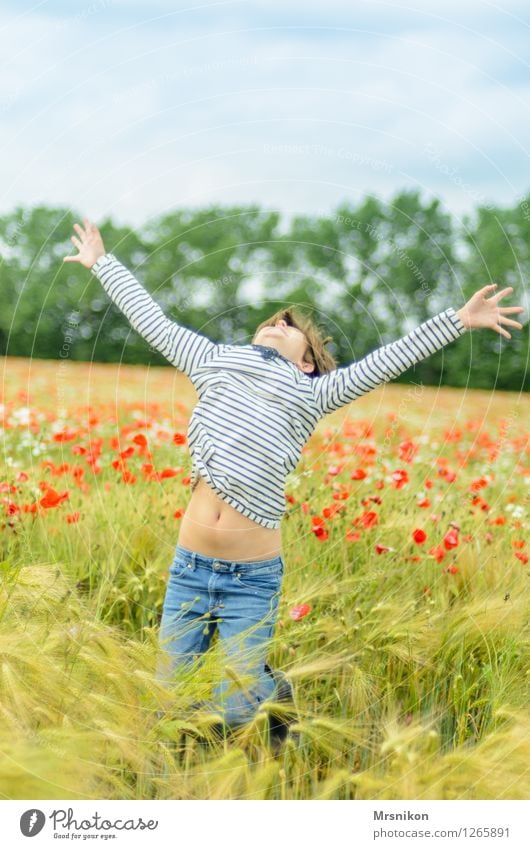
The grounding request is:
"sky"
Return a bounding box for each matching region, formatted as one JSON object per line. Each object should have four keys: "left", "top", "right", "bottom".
{"left": 2, "top": 0, "right": 530, "bottom": 229}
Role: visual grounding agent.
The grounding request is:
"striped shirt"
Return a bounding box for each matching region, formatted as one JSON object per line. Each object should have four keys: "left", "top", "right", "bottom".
{"left": 91, "top": 253, "right": 467, "bottom": 529}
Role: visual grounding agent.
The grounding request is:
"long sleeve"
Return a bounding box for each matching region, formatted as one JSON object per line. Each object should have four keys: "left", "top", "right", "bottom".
{"left": 91, "top": 253, "right": 220, "bottom": 379}
{"left": 310, "top": 306, "right": 467, "bottom": 417}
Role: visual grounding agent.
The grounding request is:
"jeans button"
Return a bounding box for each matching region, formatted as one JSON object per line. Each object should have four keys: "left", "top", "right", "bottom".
{"left": 213, "top": 562, "right": 220, "bottom": 571}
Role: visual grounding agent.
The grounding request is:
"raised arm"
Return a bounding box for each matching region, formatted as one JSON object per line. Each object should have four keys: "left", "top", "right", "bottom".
{"left": 310, "top": 284, "right": 525, "bottom": 417}
{"left": 64, "top": 219, "right": 219, "bottom": 379}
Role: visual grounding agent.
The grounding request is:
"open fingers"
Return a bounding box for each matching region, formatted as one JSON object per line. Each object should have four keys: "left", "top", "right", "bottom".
{"left": 491, "top": 286, "right": 514, "bottom": 301}
{"left": 73, "top": 222, "right": 87, "bottom": 240}
{"left": 499, "top": 316, "right": 523, "bottom": 329}
{"left": 499, "top": 306, "right": 525, "bottom": 314}
{"left": 70, "top": 234, "right": 82, "bottom": 251}
{"left": 494, "top": 324, "right": 512, "bottom": 339}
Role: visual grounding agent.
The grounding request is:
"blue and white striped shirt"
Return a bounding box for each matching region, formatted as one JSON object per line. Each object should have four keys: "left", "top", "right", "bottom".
{"left": 91, "top": 253, "right": 467, "bottom": 529}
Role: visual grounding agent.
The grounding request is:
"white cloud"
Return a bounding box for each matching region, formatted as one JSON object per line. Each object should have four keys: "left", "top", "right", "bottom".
{"left": 1, "top": 2, "right": 529, "bottom": 229}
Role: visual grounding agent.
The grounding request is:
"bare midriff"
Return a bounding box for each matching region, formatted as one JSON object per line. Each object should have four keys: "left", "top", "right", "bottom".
{"left": 177, "top": 475, "right": 283, "bottom": 562}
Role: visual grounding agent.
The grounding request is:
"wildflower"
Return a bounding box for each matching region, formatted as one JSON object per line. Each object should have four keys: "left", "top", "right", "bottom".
{"left": 132, "top": 434, "right": 147, "bottom": 447}
{"left": 39, "top": 487, "right": 69, "bottom": 508}
{"left": 66, "top": 512, "right": 80, "bottom": 523}
{"left": 412, "top": 528, "right": 427, "bottom": 544}
{"left": 53, "top": 428, "right": 78, "bottom": 442}
{"left": 429, "top": 545, "right": 445, "bottom": 563}
{"left": 515, "top": 552, "right": 528, "bottom": 564}
{"left": 289, "top": 603, "right": 312, "bottom": 621}
{"left": 391, "top": 469, "right": 409, "bottom": 489}
{"left": 446, "top": 565, "right": 459, "bottom": 574}
{"left": 470, "top": 477, "right": 489, "bottom": 491}
{"left": 443, "top": 528, "right": 459, "bottom": 549}
{"left": 346, "top": 529, "right": 362, "bottom": 542}
{"left": 398, "top": 439, "right": 418, "bottom": 463}
{"left": 172, "top": 432, "right": 187, "bottom": 445}
{"left": 350, "top": 468, "right": 367, "bottom": 480}
{"left": 353, "top": 510, "right": 378, "bottom": 529}
{"left": 375, "top": 543, "right": 390, "bottom": 554}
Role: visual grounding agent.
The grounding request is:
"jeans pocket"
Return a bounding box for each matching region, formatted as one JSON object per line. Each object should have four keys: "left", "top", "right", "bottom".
{"left": 169, "top": 555, "right": 193, "bottom": 579}
{"left": 232, "top": 568, "right": 282, "bottom": 593}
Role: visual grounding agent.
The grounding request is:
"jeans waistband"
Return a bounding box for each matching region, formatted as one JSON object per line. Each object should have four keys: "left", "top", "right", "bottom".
{"left": 175, "top": 543, "right": 284, "bottom": 573}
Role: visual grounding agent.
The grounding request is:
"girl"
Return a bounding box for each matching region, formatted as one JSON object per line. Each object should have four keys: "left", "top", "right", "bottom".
{"left": 64, "top": 218, "right": 524, "bottom": 746}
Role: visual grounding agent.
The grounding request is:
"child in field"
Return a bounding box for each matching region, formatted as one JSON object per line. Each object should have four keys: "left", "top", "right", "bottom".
{"left": 64, "top": 218, "right": 524, "bottom": 746}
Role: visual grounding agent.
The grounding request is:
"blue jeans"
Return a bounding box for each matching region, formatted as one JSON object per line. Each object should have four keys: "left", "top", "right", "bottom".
{"left": 155, "top": 543, "right": 284, "bottom": 728}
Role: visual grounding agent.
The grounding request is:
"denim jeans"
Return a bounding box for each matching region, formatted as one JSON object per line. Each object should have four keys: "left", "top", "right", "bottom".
{"left": 155, "top": 543, "right": 284, "bottom": 728}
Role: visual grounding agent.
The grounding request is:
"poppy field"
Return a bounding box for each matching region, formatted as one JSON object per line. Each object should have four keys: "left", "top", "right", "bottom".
{"left": 1, "top": 356, "right": 529, "bottom": 800}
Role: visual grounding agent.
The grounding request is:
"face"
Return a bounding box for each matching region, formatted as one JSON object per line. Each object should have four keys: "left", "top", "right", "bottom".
{"left": 252, "top": 318, "right": 315, "bottom": 374}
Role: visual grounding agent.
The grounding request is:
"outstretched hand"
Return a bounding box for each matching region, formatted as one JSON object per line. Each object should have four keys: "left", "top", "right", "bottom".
{"left": 456, "top": 284, "right": 525, "bottom": 339}
{"left": 63, "top": 218, "right": 105, "bottom": 269}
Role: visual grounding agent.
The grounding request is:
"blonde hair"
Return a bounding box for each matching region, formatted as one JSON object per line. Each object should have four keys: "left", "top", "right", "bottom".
{"left": 253, "top": 306, "right": 336, "bottom": 376}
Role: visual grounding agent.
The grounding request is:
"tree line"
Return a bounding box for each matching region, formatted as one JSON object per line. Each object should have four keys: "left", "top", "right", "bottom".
{"left": 1, "top": 189, "right": 528, "bottom": 390}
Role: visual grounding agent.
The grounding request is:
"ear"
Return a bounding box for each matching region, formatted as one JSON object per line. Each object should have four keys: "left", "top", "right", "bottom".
{"left": 299, "top": 360, "right": 315, "bottom": 374}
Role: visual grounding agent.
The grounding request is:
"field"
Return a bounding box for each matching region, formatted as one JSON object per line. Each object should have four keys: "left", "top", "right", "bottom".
{"left": 1, "top": 355, "right": 529, "bottom": 800}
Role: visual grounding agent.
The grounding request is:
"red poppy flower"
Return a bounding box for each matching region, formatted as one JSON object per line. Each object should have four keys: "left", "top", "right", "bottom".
{"left": 446, "top": 565, "right": 459, "bottom": 574}
{"left": 346, "top": 529, "right": 362, "bottom": 542}
{"left": 391, "top": 469, "right": 409, "bottom": 489}
{"left": 353, "top": 510, "right": 378, "bottom": 529}
{"left": 289, "top": 603, "right": 312, "bottom": 621}
{"left": 398, "top": 439, "right": 418, "bottom": 463}
{"left": 412, "top": 528, "right": 427, "bottom": 544}
{"left": 428, "top": 545, "right": 445, "bottom": 563}
{"left": 173, "top": 433, "right": 187, "bottom": 445}
{"left": 53, "top": 428, "right": 78, "bottom": 442}
{"left": 39, "top": 488, "right": 69, "bottom": 508}
{"left": 350, "top": 469, "right": 367, "bottom": 480}
{"left": 375, "top": 543, "right": 390, "bottom": 554}
{"left": 515, "top": 552, "right": 528, "bottom": 564}
{"left": 66, "top": 512, "right": 80, "bottom": 523}
{"left": 132, "top": 434, "right": 148, "bottom": 447}
{"left": 443, "top": 528, "right": 459, "bottom": 550}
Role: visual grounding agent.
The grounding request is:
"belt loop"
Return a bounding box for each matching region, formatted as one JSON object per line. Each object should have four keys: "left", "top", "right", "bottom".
{"left": 229, "top": 561, "right": 238, "bottom": 573}
{"left": 191, "top": 551, "right": 197, "bottom": 568}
